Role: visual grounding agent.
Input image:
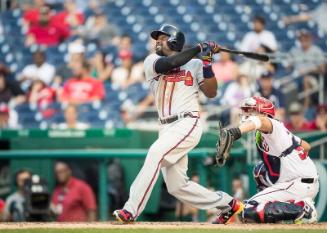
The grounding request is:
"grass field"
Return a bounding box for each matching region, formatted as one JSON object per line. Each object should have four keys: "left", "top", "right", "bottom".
{"left": 1, "top": 222, "right": 327, "bottom": 233}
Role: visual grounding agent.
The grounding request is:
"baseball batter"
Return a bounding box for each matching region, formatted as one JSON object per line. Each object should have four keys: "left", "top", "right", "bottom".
{"left": 113, "top": 24, "right": 243, "bottom": 224}
{"left": 216, "top": 96, "right": 319, "bottom": 223}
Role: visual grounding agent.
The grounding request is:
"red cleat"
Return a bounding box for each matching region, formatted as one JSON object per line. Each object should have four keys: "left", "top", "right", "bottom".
{"left": 113, "top": 209, "right": 134, "bottom": 223}
{"left": 213, "top": 199, "right": 244, "bottom": 224}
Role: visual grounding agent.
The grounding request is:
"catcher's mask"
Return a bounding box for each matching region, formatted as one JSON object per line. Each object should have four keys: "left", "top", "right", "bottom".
{"left": 240, "top": 96, "right": 275, "bottom": 121}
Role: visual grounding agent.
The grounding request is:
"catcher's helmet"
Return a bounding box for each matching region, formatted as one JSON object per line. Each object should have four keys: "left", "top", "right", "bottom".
{"left": 240, "top": 96, "right": 276, "bottom": 117}
{"left": 151, "top": 24, "right": 185, "bottom": 52}
{"left": 253, "top": 161, "right": 273, "bottom": 191}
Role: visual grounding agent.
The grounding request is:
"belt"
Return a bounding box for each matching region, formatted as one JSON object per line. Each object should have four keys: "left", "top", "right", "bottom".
{"left": 159, "top": 112, "right": 199, "bottom": 124}
{"left": 301, "top": 178, "right": 316, "bottom": 184}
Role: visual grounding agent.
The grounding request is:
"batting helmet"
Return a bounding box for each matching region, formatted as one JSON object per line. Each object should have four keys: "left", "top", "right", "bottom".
{"left": 240, "top": 96, "right": 276, "bottom": 118}
{"left": 253, "top": 161, "right": 273, "bottom": 191}
{"left": 151, "top": 24, "right": 185, "bottom": 52}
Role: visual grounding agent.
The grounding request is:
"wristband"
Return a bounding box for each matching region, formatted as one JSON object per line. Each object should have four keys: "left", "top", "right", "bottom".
{"left": 247, "top": 116, "right": 262, "bottom": 130}
{"left": 203, "top": 65, "right": 215, "bottom": 79}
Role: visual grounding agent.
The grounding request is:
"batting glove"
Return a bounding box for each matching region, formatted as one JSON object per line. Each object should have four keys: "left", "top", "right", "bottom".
{"left": 198, "top": 41, "right": 221, "bottom": 54}
{"left": 201, "top": 49, "right": 213, "bottom": 66}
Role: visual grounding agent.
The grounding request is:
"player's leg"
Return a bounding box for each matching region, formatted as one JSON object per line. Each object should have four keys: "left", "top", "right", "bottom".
{"left": 162, "top": 155, "right": 234, "bottom": 209}
{"left": 242, "top": 180, "right": 318, "bottom": 223}
{"left": 115, "top": 118, "right": 202, "bottom": 222}
{"left": 162, "top": 155, "right": 243, "bottom": 224}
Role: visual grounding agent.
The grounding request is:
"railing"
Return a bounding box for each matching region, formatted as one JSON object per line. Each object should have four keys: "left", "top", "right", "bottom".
{"left": 0, "top": 148, "right": 216, "bottom": 222}
{"left": 310, "top": 137, "right": 327, "bottom": 161}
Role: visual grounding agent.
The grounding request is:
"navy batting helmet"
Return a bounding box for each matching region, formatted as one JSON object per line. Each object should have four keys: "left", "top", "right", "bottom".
{"left": 151, "top": 24, "right": 185, "bottom": 52}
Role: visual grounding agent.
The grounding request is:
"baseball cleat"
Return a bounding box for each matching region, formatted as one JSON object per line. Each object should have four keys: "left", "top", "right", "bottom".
{"left": 294, "top": 199, "right": 318, "bottom": 224}
{"left": 113, "top": 209, "right": 134, "bottom": 223}
{"left": 213, "top": 199, "right": 244, "bottom": 224}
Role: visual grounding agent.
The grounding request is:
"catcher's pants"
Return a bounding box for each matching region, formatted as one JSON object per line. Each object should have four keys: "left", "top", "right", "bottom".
{"left": 123, "top": 117, "right": 233, "bottom": 219}
{"left": 247, "top": 178, "right": 319, "bottom": 205}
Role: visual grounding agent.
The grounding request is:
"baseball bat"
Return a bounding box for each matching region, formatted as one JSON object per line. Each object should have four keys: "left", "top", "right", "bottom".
{"left": 219, "top": 47, "right": 270, "bottom": 62}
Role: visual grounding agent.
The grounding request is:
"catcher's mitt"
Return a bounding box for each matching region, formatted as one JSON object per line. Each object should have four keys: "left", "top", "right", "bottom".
{"left": 215, "top": 123, "right": 241, "bottom": 167}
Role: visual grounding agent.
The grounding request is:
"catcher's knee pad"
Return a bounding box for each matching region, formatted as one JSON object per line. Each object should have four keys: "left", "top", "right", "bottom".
{"left": 242, "top": 201, "right": 303, "bottom": 223}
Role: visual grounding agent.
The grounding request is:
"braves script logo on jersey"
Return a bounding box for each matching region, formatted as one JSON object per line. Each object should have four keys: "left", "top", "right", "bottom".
{"left": 162, "top": 68, "right": 194, "bottom": 86}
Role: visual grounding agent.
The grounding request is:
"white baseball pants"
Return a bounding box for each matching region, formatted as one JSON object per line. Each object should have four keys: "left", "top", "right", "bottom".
{"left": 248, "top": 178, "right": 319, "bottom": 204}
{"left": 123, "top": 117, "right": 233, "bottom": 219}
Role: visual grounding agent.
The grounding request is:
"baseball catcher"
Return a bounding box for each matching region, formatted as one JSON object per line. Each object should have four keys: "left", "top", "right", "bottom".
{"left": 216, "top": 96, "right": 319, "bottom": 224}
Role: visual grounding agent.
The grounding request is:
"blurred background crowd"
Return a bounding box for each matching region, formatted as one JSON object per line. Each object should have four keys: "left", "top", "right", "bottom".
{"left": 0, "top": 0, "right": 325, "bottom": 131}
{"left": 0, "top": 0, "right": 326, "bottom": 222}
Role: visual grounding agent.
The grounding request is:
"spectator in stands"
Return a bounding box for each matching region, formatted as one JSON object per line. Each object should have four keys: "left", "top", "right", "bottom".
{"left": 27, "top": 79, "right": 56, "bottom": 118}
{"left": 285, "top": 102, "right": 316, "bottom": 132}
{"left": 59, "top": 60, "right": 105, "bottom": 105}
{"left": 19, "top": 50, "right": 55, "bottom": 91}
{"left": 54, "top": 41, "right": 85, "bottom": 87}
{"left": 239, "top": 44, "right": 276, "bottom": 82}
{"left": 212, "top": 52, "right": 239, "bottom": 85}
{"left": 51, "top": 161, "right": 97, "bottom": 222}
{"left": 220, "top": 74, "right": 251, "bottom": 125}
{"left": 52, "top": 0, "right": 84, "bottom": 36}
{"left": 121, "top": 95, "right": 154, "bottom": 124}
{"left": 287, "top": 30, "right": 325, "bottom": 108}
{"left": 2, "top": 169, "right": 32, "bottom": 221}
{"left": 287, "top": 30, "right": 325, "bottom": 77}
{"left": 111, "top": 49, "right": 133, "bottom": 89}
{"left": 89, "top": 51, "right": 114, "bottom": 82}
{"left": 284, "top": 1, "right": 327, "bottom": 35}
{"left": 84, "top": 0, "right": 105, "bottom": 17}
{"left": 27, "top": 80, "right": 55, "bottom": 107}
{"left": 0, "top": 198, "right": 4, "bottom": 219}
{"left": 313, "top": 104, "right": 327, "bottom": 131}
{"left": 22, "top": 0, "right": 47, "bottom": 28}
{"left": 239, "top": 15, "right": 278, "bottom": 52}
{"left": 25, "top": 5, "right": 69, "bottom": 46}
{"left": 0, "top": 68, "right": 25, "bottom": 105}
{"left": 0, "top": 103, "right": 10, "bottom": 128}
{"left": 79, "top": 10, "right": 120, "bottom": 48}
{"left": 256, "top": 71, "right": 286, "bottom": 120}
{"left": 232, "top": 178, "right": 245, "bottom": 201}
{"left": 117, "top": 34, "right": 133, "bottom": 52}
{"left": 55, "top": 104, "right": 89, "bottom": 130}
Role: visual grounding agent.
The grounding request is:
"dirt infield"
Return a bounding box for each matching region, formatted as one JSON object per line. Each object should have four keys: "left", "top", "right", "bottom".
{"left": 0, "top": 222, "right": 327, "bottom": 230}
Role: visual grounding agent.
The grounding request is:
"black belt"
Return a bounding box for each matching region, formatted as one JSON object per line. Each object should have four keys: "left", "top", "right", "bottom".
{"left": 301, "top": 178, "right": 315, "bottom": 184}
{"left": 159, "top": 112, "right": 199, "bottom": 124}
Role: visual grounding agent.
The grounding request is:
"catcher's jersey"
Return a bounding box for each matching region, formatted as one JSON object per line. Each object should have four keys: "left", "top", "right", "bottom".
{"left": 144, "top": 53, "right": 204, "bottom": 119}
{"left": 257, "top": 118, "right": 318, "bottom": 183}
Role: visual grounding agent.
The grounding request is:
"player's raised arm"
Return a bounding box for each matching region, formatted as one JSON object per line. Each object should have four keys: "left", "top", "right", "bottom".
{"left": 238, "top": 116, "right": 272, "bottom": 134}
{"left": 154, "top": 42, "right": 219, "bottom": 74}
{"left": 301, "top": 139, "right": 311, "bottom": 152}
{"left": 151, "top": 25, "right": 220, "bottom": 74}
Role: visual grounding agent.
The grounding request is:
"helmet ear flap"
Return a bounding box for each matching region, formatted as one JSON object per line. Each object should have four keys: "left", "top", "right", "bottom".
{"left": 167, "top": 37, "right": 177, "bottom": 51}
